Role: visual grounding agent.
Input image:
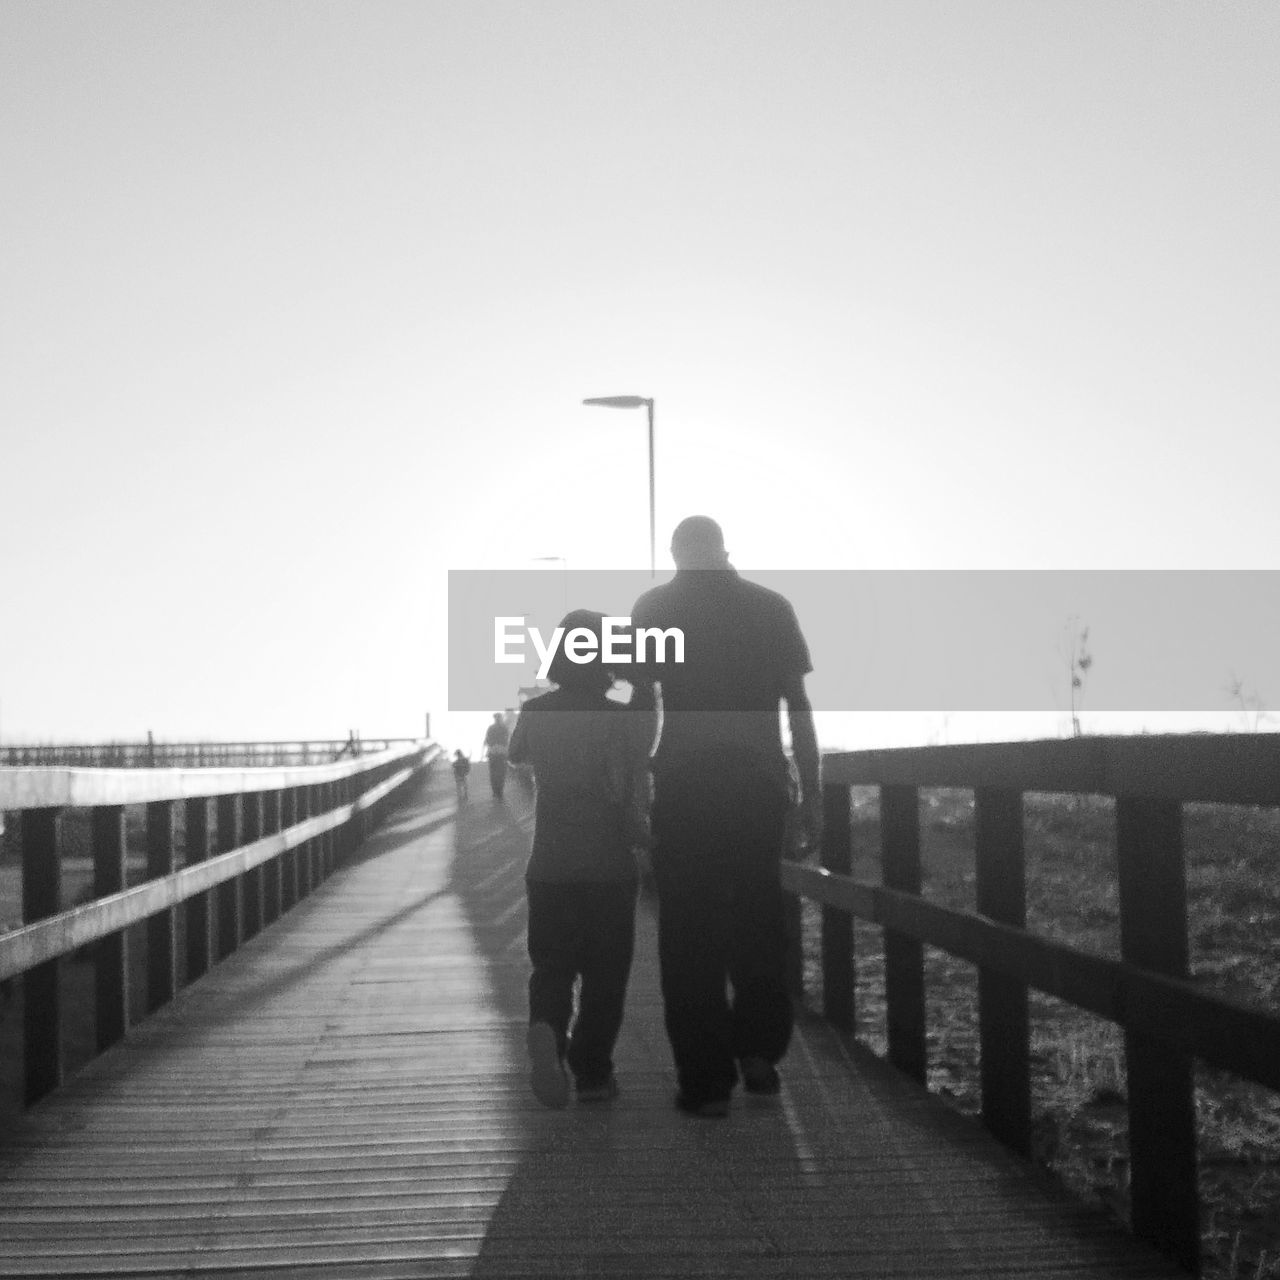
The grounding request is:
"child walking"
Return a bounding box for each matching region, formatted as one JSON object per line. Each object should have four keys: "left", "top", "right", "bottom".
{"left": 451, "top": 750, "right": 471, "bottom": 802}
{"left": 507, "top": 610, "right": 653, "bottom": 1107}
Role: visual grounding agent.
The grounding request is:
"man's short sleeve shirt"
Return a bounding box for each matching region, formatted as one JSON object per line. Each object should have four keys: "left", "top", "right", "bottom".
{"left": 630, "top": 569, "right": 811, "bottom": 788}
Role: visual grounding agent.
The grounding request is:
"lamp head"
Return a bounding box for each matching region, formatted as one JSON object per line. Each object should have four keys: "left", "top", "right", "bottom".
{"left": 583, "top": 395, "right": 650, "bottom": 409}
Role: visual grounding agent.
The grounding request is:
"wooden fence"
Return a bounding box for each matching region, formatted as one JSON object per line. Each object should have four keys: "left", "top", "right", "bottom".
{"left": 0, "top": 736, "right": 418, "bottom": 769}
{"left": 0, "top": 741, "right": 439, "bottom": 1108}
{"left": 784, "top": 733, "right": 1280, "bottom": 1274}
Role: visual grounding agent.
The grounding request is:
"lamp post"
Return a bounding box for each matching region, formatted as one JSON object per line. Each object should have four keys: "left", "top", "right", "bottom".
{"left": 582, "top": 395, "right": 656, "bottom": 577}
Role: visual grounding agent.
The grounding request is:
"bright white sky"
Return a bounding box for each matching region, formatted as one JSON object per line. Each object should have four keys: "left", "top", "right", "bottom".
{"left": 2, "top": 2, "right": 1277, "bottom": 754}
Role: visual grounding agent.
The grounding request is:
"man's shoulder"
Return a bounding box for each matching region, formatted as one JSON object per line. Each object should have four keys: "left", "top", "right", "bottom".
{"left": 631, "top": 581, "right": 674, "bottom": 620}
{"left": 522, "top": 688, "right": 616, "bottom": 712}
{"left": 733, "top": 575, "right": 797, "bottom": 616}
{"left": 635, "top": 571, "right": 793, "bottom": 606}
{"left": 708, "top": 574, "right": 801, "bottom": 634}
{"left": 630, "top": 573, "right": 802, "bottom": 644}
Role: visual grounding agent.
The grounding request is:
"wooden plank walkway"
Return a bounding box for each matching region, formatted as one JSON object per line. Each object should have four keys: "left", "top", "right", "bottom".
{"left": 0, "top": 767, "right": 1184, "bottom": 1279}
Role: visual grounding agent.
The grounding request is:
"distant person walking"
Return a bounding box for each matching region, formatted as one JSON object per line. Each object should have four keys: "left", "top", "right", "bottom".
{"left": 508, "top": 610, "right": 654, "bottom": 1108}
{"left": 451, "top": 750, "right": 471, "bottom": 803}
{"left": 631, "top": 516, "right": 822, "bottom": 1117}
{"left": 482, "top": 712, "right": 510, "bottom": 799}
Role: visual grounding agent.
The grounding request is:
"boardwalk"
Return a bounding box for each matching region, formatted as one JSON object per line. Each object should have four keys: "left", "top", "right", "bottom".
{"left": 0, "top": 768, "right": 1182, "bottom": 1279}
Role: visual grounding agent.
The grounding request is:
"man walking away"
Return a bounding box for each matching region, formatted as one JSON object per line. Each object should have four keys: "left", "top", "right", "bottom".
{"left": 482, "top": 712, "right": 510, "bottom": 799}
{"left": 632, "top": 516, "right": 822, "bottom": 1117}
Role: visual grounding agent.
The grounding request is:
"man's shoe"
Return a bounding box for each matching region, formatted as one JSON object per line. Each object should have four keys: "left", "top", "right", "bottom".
{"left": 740, "top": 1056, "right": 782, "bottom": 1096}
{"left": 527, "top": 1022, "right": 569, "bottom": 1109}
{"left": 675, "top": 1092, "right": 730, "bottom": 1119}
{"left": 575, "top": 1075, "right": 619, "bottom": 1103}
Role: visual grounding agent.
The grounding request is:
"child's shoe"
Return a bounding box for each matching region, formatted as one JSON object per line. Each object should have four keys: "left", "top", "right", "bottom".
{"left": 527, "top": 1022, "right": 569, "bottom": 1109}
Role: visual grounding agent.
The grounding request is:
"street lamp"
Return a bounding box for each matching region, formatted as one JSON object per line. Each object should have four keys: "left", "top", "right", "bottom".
{"left": 582, "top": 395, "right": 656, "bottom": 577}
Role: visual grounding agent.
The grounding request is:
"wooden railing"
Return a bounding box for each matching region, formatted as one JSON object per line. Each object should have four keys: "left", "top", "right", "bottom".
{"left": 0, "top": 736, "right": 419, "bottom": 768}
{"left": 784, "top": 733, "right": 1280, "bottom": 1275}
{"left": 0, "top": 741, "right": 440, "bottom": 1108}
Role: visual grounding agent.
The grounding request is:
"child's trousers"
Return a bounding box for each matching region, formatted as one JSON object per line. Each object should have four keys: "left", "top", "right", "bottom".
{"left": 526, "top": 878, "right": 638, "bottom": 1087}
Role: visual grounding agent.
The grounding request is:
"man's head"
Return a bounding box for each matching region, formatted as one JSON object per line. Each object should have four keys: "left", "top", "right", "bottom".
{"left": 492, "top": 713, "right": 503, "bottom": 724}
{"left": 670, "top": 515, "right": 730, "bottom": 570}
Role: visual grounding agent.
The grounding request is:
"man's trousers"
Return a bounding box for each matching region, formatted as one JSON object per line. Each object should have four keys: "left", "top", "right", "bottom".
{"left": 651, "top": 768, "right": 792, "bottom": 1105}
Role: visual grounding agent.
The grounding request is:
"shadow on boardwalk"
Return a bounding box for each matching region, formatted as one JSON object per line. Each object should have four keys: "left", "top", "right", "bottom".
{"left": 446, "top": 775, "right": 1181, "bottom": 1280}
{"left": 0, "top": 767, "right": 1184, "bottom": 1279}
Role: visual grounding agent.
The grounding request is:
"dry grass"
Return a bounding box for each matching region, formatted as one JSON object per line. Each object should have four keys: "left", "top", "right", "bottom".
{"left": 800, "top": 787, "right": 1280, "bottom": 1280}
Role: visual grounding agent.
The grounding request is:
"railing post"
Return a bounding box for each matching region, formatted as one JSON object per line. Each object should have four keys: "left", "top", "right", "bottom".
{"left": 821, "top": 782, "right": 854, "bottom": 1033}
{"left": 215, "top": 793, "right": 242, "bottom": 960}
{"left": 1117, "top": 796, "right": 1199, "bottom": 1274}
{"left": 22, "top": 808, "right": 63, "bottom": 1104}
{"left": 263, "top": 789, "right": 283, "bottom": 923}
{"left": 881, "top": 784, "right": 926, "bottom": 1084}
{"left": 184, "top": 797, "right": 213, "bottom": 981}
{"left": 334, "top": 776, "right": 348, "bottom": 860}
{"left": 326, "top": 781, "right": 337, "bottom": 872}
{"left": 282, "top": 787, "right": 300, "bottom": 908}
{"left": 241, "top": 790, "right": 264, "bottom": 940}
{"left": 364, "top": 769, "right": 378, "bottom": 832}
{"left": 348, "top": 773, "right": 364, "bottom": 856}
{"left": 92, "top": 805, "right": 129, "bottom": 1051}
{"left": 339, "top": 775, "right": 350, "bottom": 847}
{"left": 340, "top": 776, "right": 352, "bottom": 859}
{"left": 145, "top": 799, "right": 179, "bottom": 1013}
{"left": 320, "top": 782, "right": 334, "bottom": 876}
{"left": 331, "top": 780, "right": 341, "bottom": 867}
{"left": 309, "top": 784, "right": 324, "bottom": 884}
{"left": 296, "top": 786, "right": 312, "bottom": 898}
{"left": 975, "top": 787, "right": 1030, "bottom": 1156}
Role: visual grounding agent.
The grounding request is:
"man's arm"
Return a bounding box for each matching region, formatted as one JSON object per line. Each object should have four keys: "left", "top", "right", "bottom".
{"left": 507, "top": 712, "right": 530, "bottom": 767}
{"left": 782, "top": 672, "right": 823, "bottom": 853}
{"left": 618, "top": 613, "right": 661, "bottom": 760}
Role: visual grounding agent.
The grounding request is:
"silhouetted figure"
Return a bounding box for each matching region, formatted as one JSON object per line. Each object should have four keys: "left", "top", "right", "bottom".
{"left": 508, "top": 610, "right": 654, "bottom": 1108}
{"left": 631, "top": 515, "right": 822, "bottom": 1117}
{"left": 482, "top": 712, "right": 509, "bottom": 799}
{"left": 451, "top": 750, "right": 471, "bottom": 803}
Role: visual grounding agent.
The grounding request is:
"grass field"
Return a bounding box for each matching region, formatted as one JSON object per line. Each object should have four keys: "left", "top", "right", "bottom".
{"left": 797, "top": 788, "right": 1280, "bottom": 1280}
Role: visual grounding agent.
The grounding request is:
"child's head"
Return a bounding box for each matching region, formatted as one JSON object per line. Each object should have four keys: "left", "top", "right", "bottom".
{"left": 546, "top": 608, "right": 613, "bottom": 694}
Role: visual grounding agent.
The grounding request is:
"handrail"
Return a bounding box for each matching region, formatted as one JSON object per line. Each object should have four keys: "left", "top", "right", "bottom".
{"left": 787, "top": 732, "right": 1280, "bottom": 1275}
{"left": 0, "top": 758, "right": 422, "bottom": 984}
{"left": 821, "top": 732, "right": 1280, "bottom": 805}
{"left": 781, "top": 865, "right": 1280, "bottom": 1090}
{"left": 1, "top": 742, "right": 441, "bottom": 1112}
{"left": 0, "top": 737, "right": 422, "bottom": 769}
{"left": 0, "top": 740, "right": 427, "bottom": 808}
